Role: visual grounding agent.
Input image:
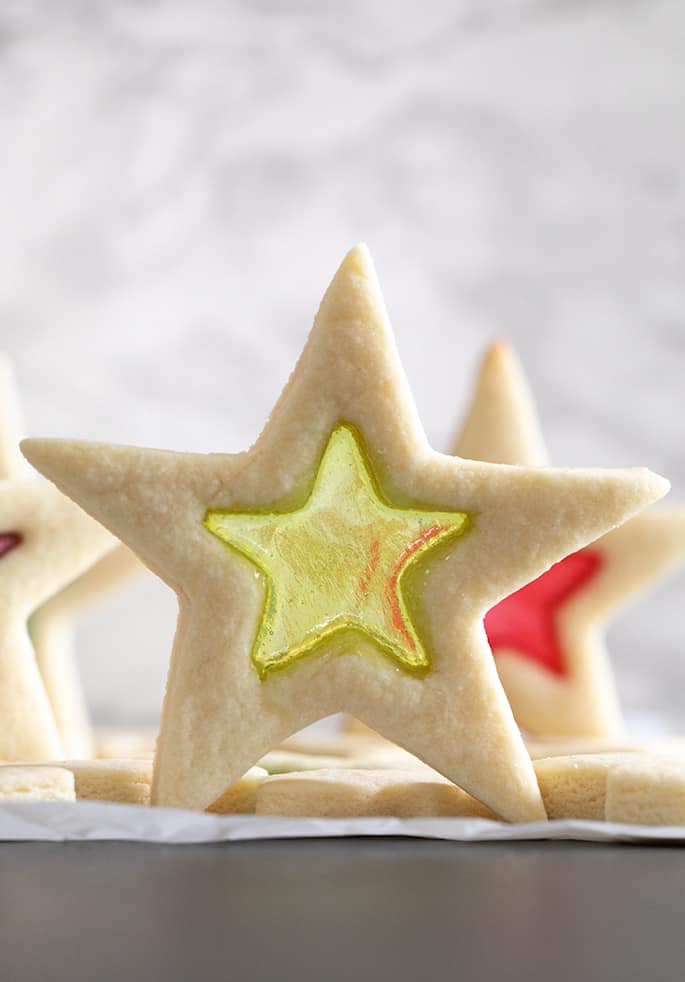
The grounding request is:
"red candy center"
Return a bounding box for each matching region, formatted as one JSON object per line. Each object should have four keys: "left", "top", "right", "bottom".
{"left": 484, "top": 549, "right": 602, "bottom": 676}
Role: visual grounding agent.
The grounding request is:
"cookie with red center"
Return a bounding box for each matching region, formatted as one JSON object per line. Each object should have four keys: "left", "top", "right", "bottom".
{"left": 454, "top": 341, "right": 685, "bottom": 739}
{"left": 0, "top": 355, "right": 141, "bottom": 758}
{"left": 0, "top": 477, "right": 114, "bottom": 761}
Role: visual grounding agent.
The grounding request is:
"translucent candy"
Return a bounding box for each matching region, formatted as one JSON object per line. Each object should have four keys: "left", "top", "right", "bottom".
{"left": 205, "top": 424, "right": 470, "bottom": 679}
{"left": 485, "top": 550, "right": 602, "bottom": 675}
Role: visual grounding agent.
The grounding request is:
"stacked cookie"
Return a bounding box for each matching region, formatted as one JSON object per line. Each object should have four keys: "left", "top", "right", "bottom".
{"left": 2, "top": 245, "right": 685, "bottom": 827}
{"left": 253, "top": 735, "right": 685, "bottom": 825}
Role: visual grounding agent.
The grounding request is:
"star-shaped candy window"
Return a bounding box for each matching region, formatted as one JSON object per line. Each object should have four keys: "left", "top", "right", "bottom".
{"left": 205, "top": 424, "right": 470, "bottom": 678}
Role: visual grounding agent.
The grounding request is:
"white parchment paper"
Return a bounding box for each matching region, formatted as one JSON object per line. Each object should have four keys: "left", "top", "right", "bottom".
{"left": 1, "top": 802, "right": 684, "bottom": 844}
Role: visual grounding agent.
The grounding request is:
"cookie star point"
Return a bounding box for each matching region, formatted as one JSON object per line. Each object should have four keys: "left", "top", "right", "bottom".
{"left": 484, "top": 338, "right": 514, "bottom": 367}
{"left": 340, "top": 241, "right": 374, "bottom": 278}
{"left": 455, "top": 338, "right": 548, "bottom": 467}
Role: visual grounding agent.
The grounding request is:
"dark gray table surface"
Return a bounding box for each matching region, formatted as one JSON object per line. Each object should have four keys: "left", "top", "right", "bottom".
{"left": 0, "top": 838, "right": 683, "bottom": 982}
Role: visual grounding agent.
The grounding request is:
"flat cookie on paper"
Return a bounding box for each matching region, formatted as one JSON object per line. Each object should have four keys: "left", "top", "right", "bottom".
{"left": 605, "top": 758, "right": 685, "bottom": 826}
{"left": 255, "top": 768, "right": 498, "bottom": 819}
{"left": 0, "top": 765, "right": 75, "bottom": 802}
{"left": 58, "top": 759, "right": 153, "bottom": 806}
{"left": 533, "top": 752, "right": 644, "bottom": 820}
{"left": 453, "top": 342, "right": 685, "bottom": 739}
{"left": 6, "top": 758, "right": 153, "bottom": 805}
{"left": 0, "top": 355, "right": 141, "bottom": 758}
{"left": 22, "top": 246, "right": 668, "bottom": 821}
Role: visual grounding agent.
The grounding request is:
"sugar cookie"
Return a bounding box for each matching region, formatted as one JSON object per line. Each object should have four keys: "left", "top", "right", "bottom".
{"left": 533, "top": 753, "right": 636, "bottom": 820}
{"left": 0, "top": 355, "right": 135, "bottom": 759}
{"left": 605, "top": 758, "right": 685, "bottom": 825}
{"left": 454, "top": 341, "right": 685, "bottom": 739}
{"left": 22, "top": 246, "right": 667, "bottom": 820}
{"left": 60, "top": 758, "right": 153, "bottom": 805}
{"left": 0, "top": 764, "right": 75, "bottom": 802}
{"left": 255, "top": 768, "right": 498, "bottom": 819}
{"left": 0, "top": 481, "right": 114, "bottom": 762}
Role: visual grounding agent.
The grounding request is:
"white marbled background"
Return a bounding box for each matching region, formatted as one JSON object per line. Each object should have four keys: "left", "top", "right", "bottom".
{"left": 0, "top": 0, "right": 684, "bottom": 731}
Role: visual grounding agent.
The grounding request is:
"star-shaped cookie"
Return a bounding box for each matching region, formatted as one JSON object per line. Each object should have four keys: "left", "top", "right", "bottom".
{"left": 0, "top": 479, "right": 115, "bottom": 760}
{"left": 453, "top": 341, "right": 685, "bottom": 739}
{"left": 22, "top": 246, "right": 669, "bottom": 820}
{"left": 0, "top": 356, "right": 137, "bottom": 758}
